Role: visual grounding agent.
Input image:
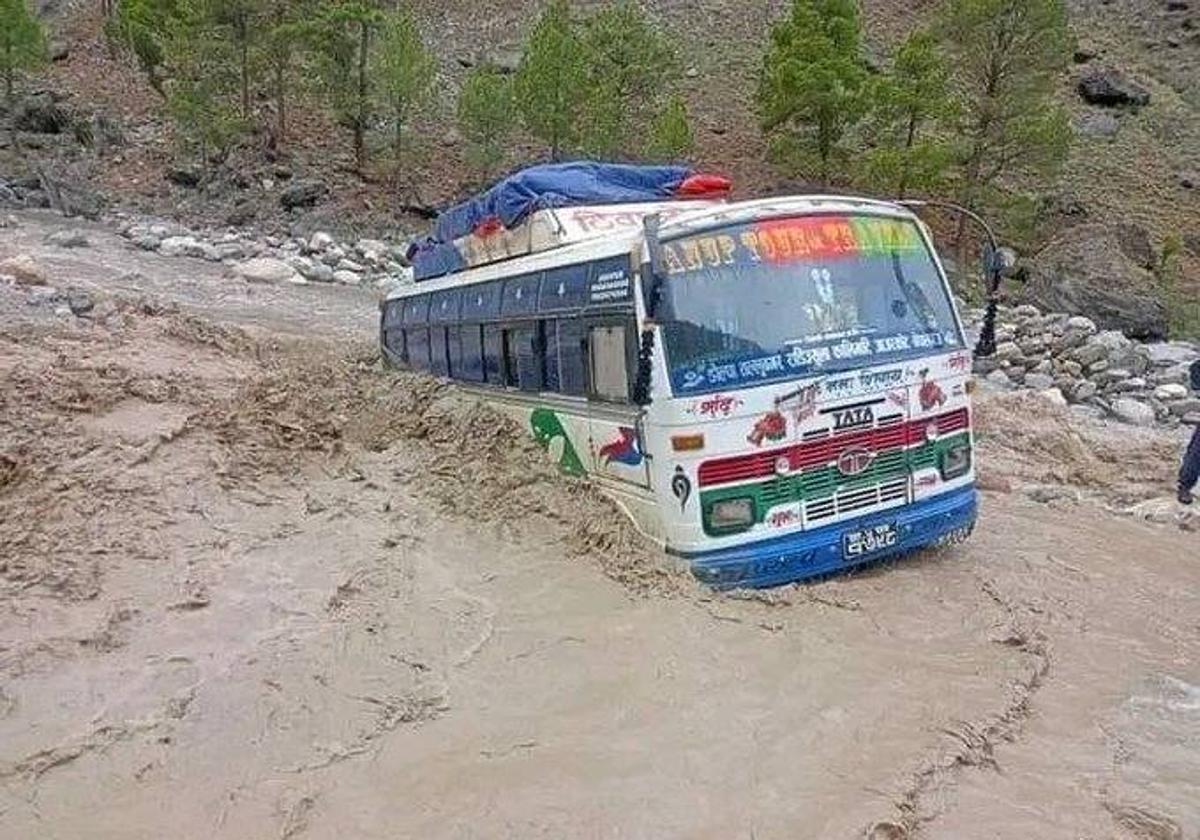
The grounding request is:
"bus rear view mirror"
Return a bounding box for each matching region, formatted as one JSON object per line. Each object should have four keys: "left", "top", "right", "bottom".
{"left": 983, "top": 245, "right": 1018, "bottom": 279}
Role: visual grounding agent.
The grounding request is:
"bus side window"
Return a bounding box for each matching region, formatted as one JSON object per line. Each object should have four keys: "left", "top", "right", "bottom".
{"left": 430, "top": 327, "right": 450, "bottom": 377}
{"left": 459, "top": 324, "right": 485, "bottom": 382}
{"left": 590, "top": 324, "right": 630, "bottom": 402}
{"left": 406, "top": 327, "right": 431, "bottom": 371}
{"left": 556, "top": 318, "right": 587, "bottom": 396}
{"left": 543, "top": 320, "right": 561, "bottom": 392}
{"left": 483, "top": 324, "right": 504, "bottom": 384}
{"left": 447, "top": 325, "right": 465, "bottom": 379}
{"left": 513, "top": 326, "right": 542, "bottom": 396}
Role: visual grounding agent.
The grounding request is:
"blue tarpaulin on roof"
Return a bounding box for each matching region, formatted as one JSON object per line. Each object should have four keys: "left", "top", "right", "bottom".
{"left": 409, "top": 161, "right": 693, "bottom": 281}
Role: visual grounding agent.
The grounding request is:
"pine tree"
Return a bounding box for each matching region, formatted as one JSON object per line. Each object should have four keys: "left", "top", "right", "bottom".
{"left": 261, "top": 0, "right": 312, "bottom": 146}
{"left": 311, "top": 1, "right": 381, "bottom": 171}
{"left": 375, "top": 7, "right": 435, "bottom": 174}
{"left": 208, "top": 0, "right": 261, "bottom": 120}
{"left": 645, "top": 94, "right": 693, "bottom": 161}
{"left": 457, "top": 65, "right": 515, "bottom": 180}
{"left": 935, "top": 0, "right": 1071, "bottom": 238}
{"left": 514, "top": 0, "right": 585, "bottom": 160}
{"left": 863, "top": 29, "right": 953, "bottom": 197}
{"left": 0, "top": 0, "right": 47, "bottom": 103}
{"left": 162, "top": 0, "right": 242, "bottom": 165}
{"left": 758, "top": 0, "right": 869, "bottom": 187}
{"left": 577, "top": 0, "right": 678, "bottom": 158}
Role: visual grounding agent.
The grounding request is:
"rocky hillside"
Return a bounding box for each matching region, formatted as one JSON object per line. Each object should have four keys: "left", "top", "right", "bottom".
{"left": 3, "top": 0, "right": 1200, "bottom": 337}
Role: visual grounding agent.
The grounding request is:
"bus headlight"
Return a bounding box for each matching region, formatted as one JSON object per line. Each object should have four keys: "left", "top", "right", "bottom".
{"left": 939, "top": 443, "right": 972, "bottom": 480}
{"left": 707, "top": 497, "right": 754, "bottom": 532}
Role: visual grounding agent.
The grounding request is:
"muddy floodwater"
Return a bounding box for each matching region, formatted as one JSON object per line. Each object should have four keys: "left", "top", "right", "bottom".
{"left": 1, "top": 212, "right": 1198, "bottom": 839}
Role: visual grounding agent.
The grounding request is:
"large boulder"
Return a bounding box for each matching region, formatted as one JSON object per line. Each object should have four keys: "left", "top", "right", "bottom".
{"left": 1022, "top": 224, "right": 1168, "bottom": 341}
{"left": 234, "top": 257, "right": 305, "bottom": 285}
{"left": 279, "top": 179, "right": 328, "bottom": 210}
{"left": 1077, "top": 68, "right": 1151, "bottom": 107}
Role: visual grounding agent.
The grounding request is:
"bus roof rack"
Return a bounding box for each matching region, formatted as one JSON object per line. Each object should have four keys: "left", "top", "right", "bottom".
{"left": 407, "top": 161, "right": 732, "bottom": 282}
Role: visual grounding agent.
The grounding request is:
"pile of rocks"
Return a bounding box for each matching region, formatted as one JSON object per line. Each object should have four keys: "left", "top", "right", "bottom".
{"left": 966, "top": 303, "right": 1200, "bottom": 427}
{"left": 115, "top": 219, "right": 413, "bottom": 290}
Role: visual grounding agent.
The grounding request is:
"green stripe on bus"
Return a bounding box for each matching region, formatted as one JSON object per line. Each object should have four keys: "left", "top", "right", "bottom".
{"left": 698, "top": 433, "right": 970, "bottom": 525}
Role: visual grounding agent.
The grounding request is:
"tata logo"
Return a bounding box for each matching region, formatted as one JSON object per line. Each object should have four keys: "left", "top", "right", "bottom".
{"left": 832, "top": 406, "right": 874, "bottom": 431}
{"left": 837, "top": 446, "right": 876, "bottom": 477}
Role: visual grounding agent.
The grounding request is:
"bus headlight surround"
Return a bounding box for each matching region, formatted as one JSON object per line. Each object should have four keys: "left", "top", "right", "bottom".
{"left": 706, "top": 497, "right": 755, "bottom": 533}
{"left": 939, "top": 443, "right": 972, "bottom": 480}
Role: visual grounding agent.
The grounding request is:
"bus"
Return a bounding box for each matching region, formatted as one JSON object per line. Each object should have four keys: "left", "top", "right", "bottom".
{"left": 381, "top": 174, "right": 977, "bottom": 588}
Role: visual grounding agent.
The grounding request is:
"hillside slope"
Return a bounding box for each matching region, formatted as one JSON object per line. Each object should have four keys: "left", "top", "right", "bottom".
{"left": 4, "top": 0, "right": 1199, "bottom": 326}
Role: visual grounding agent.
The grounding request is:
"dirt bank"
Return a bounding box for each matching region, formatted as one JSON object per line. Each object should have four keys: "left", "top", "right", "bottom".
{"left": 1, "top": 211, "right": 1198, "bottom": 839}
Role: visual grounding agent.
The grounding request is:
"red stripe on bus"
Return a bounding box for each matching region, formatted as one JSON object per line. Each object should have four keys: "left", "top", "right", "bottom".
{"left": 697, "top": 408, "right": 969, "bottom": 488}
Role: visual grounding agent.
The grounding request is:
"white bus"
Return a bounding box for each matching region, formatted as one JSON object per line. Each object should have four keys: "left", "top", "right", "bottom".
{"left": 381, "top": 194, "right": 977, "bottom": 588}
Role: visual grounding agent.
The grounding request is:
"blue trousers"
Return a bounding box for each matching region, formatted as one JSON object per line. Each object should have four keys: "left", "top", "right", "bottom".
{"left": 1182, "top": 424, "right": 1200, "bottom": 492}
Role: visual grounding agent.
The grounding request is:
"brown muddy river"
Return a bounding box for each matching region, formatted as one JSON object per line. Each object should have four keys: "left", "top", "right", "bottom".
{"left": 1, "top": 211, "right": 1198, "bottom": 839}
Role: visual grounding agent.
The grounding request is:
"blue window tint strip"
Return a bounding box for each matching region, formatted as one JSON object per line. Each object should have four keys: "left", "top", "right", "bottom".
{"left": 538, "top": 264, "right": 589, "bottom": 314}
{"left": 587, "top": 257, "right": 633, "bottom": 308}
{"left": 459, "top": 325, "right": 485, "bottom": 382}
{"left": 556, "top": 319, "right": 587, "bottom": 396}
{"left": 403, "top": 295, "right": 430, "bottom": 325}
{"left": 430, "top": 327, "right": 450, "bottom": 376}
{"left": 502, "top": 273, "right": 541, "bottom": 317}
{"left": 406, "top": 328, "right": 431, "bottom": 371}
{"left": 430, "top": 290, "right": 461, "bottom": 325}
{"left": 513, "top": 326, "right": 543, "bottom": 392}
{"left": 462, "top": 282, "right": 502, "bottom": 321}
{"left": 483, "top": 325, "right": 503, "bottom": 383}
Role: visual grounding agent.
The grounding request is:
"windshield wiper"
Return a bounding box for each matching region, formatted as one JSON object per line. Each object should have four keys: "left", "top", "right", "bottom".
{"left": 890, "top": 251, "right": 936, "bottom": 330}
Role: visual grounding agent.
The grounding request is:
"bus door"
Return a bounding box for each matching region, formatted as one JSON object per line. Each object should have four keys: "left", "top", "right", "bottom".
{"left": 585, "top": 316, "right": 651, "bottom": 490}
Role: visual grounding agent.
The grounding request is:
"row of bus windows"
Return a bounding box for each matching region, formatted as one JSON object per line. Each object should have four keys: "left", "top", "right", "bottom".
{"left": 385, "top": 317, "right": 633, "bottom": 402}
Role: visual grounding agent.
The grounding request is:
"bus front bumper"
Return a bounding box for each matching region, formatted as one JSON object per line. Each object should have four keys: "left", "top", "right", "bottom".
{"left": 682, "top": 485, "right": 978, "bottom": 590}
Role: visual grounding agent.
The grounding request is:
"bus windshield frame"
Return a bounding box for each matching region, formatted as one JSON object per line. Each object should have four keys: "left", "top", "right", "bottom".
{"left": 653, "top": 212, "right": 964, "bottom": 398}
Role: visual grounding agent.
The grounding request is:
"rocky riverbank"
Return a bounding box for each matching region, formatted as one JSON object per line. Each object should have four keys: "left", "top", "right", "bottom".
{"left": 966, "top": 302, "right": 1200, "bottom": 428}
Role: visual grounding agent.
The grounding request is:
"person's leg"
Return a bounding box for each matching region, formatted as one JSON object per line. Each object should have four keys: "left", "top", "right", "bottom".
{"left": 1179, "top": 424, "right": 1200, "bottom": 503}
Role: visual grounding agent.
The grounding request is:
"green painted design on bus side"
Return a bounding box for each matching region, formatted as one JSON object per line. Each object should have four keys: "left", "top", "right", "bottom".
{"left": 530, "top": 408, "right": 586, "bottom": 477}
{"left": 698, "top": 433, "right": 971, "bottom": 527}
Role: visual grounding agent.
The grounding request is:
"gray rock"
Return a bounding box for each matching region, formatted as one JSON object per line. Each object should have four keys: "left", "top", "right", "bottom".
{"left": 1071, "top": 342, "right": 1110, "bottom": 367}
{"left": 308, "top": 231, "right": 336, "bottom": 253}
{"left": 44, "top": 229, "right": 89, "bottom": 248}
{"left": 234, "top": 257, "right": 304, "bottom": 285}
{"left": 133, "top": 234, "right": 162, "bottom": 251}
{"left": 320, "top": 245, "right": 346, "bottom": 266}
{"left": 994, "top": 341, "right": 1023, "bottom": 362}
{"left": 336, "top": 258, "right": 365, "bottom": 273}
{"left": 1154, "top": 383, "right": 1190, "bottom": 400}
{"left": 1023, "top": 223, "right": 1167, "bottom": 340}
{"left": 1078, "top": 68, "right": 1151, "bottom": 107}
{"left": 159, "top": 235, "right": 208, "bottom": 258}
{"left": 1025, "top": 372, "right": 1056, "bottom": 390}
{"left": 1066, "top": 315, "right": 1099, "bottom": 334}
{"left": 1069, "top": 380, "right": 1099, "bottom": 403}
{"left": 67, "top": 289, "right": 95, "bottom": 316}
{"left": 49, "top": 41, "right": 70, "bottom": 62}
{"left": 985, "top": 369, "right": 1014, "bottom": 389}
{"left": 1169, "top": 398, "right": 1200, "bottom": 417}
{"left": 280, "top": 179, "right": 328, "bottom": 210}
{"left": 1111, "top": 397, "right": 1156, "bottom": 426}
{"left": 288, "top": 256, "right": 334, "bottom": 283}
{"left": 1038, "top": 387, "right": 1069, "bottom": 408}
{"left": 333, "top": 269, "right": 363, "bottom": 285}
{"left": 1145, "top": 342, "right": 1198, "bottom": 367}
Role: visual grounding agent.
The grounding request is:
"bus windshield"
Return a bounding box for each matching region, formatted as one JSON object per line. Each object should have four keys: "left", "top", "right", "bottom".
{"left": 656, "top": 214, "right": 962, "bottom": 396}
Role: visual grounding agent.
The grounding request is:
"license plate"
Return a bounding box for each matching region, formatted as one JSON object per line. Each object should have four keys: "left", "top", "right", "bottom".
{"left": 842, "top": 523, "right": 899, "bottom": 560}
